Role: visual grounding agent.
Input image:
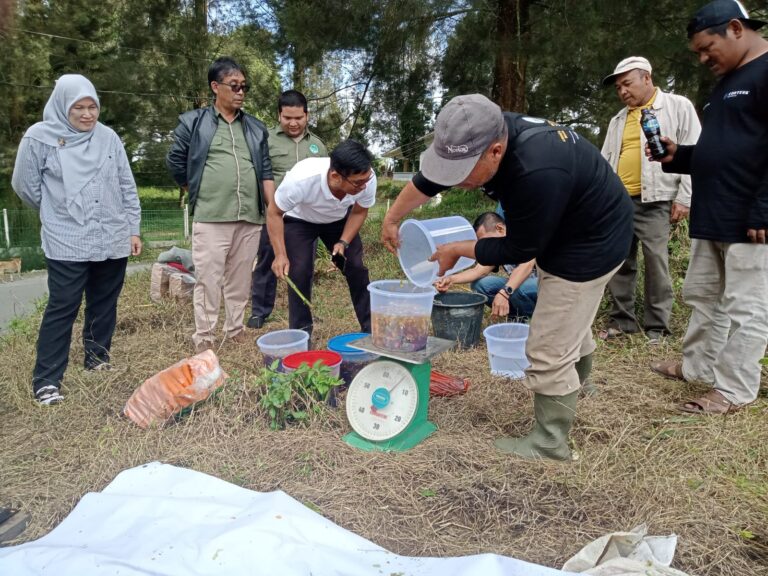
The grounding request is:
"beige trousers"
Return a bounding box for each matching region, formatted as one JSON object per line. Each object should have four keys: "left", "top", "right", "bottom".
{"left": 524, "top": 264, "right": 621, "bottom": 396}
{"left": 192, "top": 221, "right": 262, "bottom": 346}
{"left": 681, "top": 240, "right": 768, "bottom": 405}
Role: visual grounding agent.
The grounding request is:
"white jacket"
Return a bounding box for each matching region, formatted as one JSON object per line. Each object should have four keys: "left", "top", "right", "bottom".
{"left": 601, "top": 89, "right": 701, "bottom": 206}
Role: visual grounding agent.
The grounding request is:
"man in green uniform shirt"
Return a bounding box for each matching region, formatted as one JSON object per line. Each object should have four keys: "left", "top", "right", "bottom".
{"left": 248, "top": 90, "right": 327, "bottom": 329}
{"left": 167, "top": 57, "right": 274, "bottom": 352}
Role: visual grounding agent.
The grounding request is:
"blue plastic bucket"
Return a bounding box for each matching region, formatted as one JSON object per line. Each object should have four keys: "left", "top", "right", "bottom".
{"left": 327, "top": 332, "right": 379, "bottom": 387}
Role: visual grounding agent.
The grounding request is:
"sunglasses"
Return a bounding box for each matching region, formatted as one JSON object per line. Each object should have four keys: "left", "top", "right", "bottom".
{"left": 217, "top": 82, "right": 251, "bottom": 94}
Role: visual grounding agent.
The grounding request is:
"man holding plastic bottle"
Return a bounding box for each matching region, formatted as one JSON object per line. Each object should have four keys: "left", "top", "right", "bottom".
{"left": 648, "top": 0, "right": 768, "bottom": 415}
{"left": 381, "top": 94, "right": 633, "bottom": 462}
{"left": 600, "top": 56, "right": 701, "bottom": 343}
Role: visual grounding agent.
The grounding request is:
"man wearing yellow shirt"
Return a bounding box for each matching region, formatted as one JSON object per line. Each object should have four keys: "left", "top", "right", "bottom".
{"left": 600, "top": 57, "right": 701, "bottom": 342}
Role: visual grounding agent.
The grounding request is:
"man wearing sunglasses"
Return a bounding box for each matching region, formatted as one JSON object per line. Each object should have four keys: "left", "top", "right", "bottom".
{"left": 167, "top": 57, "right": 275, "bottom": 353}
{"left": 267, "top": 139, "right": 376, "bottom": 338}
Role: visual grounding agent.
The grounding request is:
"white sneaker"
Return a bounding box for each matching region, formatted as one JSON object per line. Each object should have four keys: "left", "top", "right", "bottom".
{"left": 35, "top": 385, "right": 64, "bottom": 405}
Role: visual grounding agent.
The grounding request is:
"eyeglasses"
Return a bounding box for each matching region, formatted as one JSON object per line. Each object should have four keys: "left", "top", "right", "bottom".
{"left": 340, "top": 173, "right": 374, "bottom": 189}
{"left": 217, "top": 82, "right": 251, "bottom": 94}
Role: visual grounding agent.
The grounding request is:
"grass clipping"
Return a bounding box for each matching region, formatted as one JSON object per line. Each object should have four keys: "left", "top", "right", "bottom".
{"left": 1, "top": 247, "right": 767, "bottom": 576}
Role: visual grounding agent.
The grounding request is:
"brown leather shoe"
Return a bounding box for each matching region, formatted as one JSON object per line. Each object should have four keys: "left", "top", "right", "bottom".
{"left": 194, "top": 340, "right": 214, "bottom": 354}
{"left": 228, "top": 331, "right": 250, "bottom": 345}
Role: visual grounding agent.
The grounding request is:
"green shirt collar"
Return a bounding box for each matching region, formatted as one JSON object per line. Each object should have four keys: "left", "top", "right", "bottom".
{"left": 275, "top": 127, "right": 310, "bottom": 140}
{"left": 213, "top": 104, "right": 243, "bottom": 122}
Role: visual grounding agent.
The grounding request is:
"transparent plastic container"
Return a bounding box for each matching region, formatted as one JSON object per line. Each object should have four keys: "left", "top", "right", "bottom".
{"left": 256, "top": 329, "right": 310, "bottom": 369}
{"left": 397, "top": 216, "right": 477, "bottom": 287}
{"left": 483, "top": 322, "right": 530, "bottom": 379}
{"left": 327, "top": 332, "right": 379, "bottom": 387}
{"left": 368, "top": 280, "right": 435, "bottom": 352}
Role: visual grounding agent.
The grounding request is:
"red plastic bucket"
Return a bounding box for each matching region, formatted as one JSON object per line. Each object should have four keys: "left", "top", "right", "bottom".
{"left": 281, "top": 351, "right": 342, "bottom": 378}
{"left": 281, "top": 350, "right": 343, "bottom": 408}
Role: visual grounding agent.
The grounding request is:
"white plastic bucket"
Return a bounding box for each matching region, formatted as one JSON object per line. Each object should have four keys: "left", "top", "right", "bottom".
{"left": 483, "top": 322, "right": 530, "bottom": 379}
{"left": 397, "top": 216, "right": 477, "bottom": 287}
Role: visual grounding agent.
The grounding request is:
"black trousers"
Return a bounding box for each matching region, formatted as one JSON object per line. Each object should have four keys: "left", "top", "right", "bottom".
{"left": 283, "top": 216, "right": 371, "bottom": 333}
{"left": 32, "top": 257, "right": 128, "bottom": 394}
{"left": 250, "top": 225, "right": 277, "bottom": 319}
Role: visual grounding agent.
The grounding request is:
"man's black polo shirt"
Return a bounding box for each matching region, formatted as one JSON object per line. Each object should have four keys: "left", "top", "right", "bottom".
{"left": 413, "top": 112, "right": 633, "bottom": 282}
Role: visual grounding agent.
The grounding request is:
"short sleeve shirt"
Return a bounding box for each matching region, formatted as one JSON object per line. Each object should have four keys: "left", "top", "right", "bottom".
{"left": 275, "top": 157, "right": 377, "bottom": 223}
{"left": 268, "top": 128, "right": 327, "bottom": 188}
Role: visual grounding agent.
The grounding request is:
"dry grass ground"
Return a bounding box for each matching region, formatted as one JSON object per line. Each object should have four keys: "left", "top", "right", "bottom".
{"left": 1, "top": 221, "right": 767, "bottom": 575}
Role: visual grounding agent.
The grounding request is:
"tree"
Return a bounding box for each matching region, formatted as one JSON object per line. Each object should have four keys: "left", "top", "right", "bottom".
{"left": 0, "top": 0, "right": 281, "bottom": 202}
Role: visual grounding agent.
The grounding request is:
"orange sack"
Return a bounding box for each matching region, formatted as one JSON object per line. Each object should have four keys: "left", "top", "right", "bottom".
{"left": 123, "top": 349, "right": 228, "bottom": 429}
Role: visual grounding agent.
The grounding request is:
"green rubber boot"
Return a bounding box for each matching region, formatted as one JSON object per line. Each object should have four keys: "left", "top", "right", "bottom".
{"left": 494, "top": 391, "right": 578, "bottom": 461}
{"left": 575, "top": 353, "right": 597, "bottom": 397}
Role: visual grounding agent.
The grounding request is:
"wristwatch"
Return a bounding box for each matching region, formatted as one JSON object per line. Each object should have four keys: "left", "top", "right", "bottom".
{"left": 501, "top": 285, "right": 515, "bottom": 299}
{"left": 336, "top": 239, "right": 350, "bottom": 250}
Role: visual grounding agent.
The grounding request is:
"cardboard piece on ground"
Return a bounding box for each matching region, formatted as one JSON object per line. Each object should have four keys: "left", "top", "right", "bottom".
{"left": 0, "top": 462, "right": 578, "bottom": 576}
{"left": 149, "top": 263, "right": 175, "bottom": 303}
{"left": 169, "top": 272, "right": 195, "bottom": 301}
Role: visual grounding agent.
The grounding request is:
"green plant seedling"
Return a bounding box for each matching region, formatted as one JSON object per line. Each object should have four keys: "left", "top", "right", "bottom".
{"left": 255, "top": 360, "right": 343, "bottom": 430}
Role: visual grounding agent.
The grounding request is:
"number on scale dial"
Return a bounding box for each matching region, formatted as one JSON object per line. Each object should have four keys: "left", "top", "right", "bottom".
{"left": 346, "top": 360, "right": 419, "bottom": 441}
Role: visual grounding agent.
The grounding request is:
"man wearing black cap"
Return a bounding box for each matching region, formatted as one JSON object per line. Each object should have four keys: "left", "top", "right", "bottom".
{"left": 649, "top": 0, "right": 768, "bottom": 415}
{"left": 381, "top": 94, "right": 633, "bottom": 461}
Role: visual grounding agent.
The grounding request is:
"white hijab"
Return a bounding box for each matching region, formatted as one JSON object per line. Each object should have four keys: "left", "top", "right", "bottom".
{"left": 23, "top": 74, "right": 111, "bottom": 224}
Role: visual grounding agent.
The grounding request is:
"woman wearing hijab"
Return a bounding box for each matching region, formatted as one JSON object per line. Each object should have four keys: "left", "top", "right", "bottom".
{"left": 12, "top": 74, "right": 142, "bottom": 405}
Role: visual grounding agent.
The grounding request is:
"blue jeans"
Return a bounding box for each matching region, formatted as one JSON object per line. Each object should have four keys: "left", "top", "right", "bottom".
{"left": 471, "top": 275, "right": 538, "bottom": 319}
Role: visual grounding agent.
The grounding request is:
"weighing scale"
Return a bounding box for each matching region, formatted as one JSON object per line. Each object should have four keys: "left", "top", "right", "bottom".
{"left": 343, "top": 335, "right": 455, "bottom": 452}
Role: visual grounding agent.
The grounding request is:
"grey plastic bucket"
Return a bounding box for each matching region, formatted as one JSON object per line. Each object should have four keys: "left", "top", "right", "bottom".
{"left": 430, "top": 292, "right": 487, "bottom": 348}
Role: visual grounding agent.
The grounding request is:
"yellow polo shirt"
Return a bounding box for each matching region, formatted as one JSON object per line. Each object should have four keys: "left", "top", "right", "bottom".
{"left": 617, "top": 90, "right": 657, "bottom": 196}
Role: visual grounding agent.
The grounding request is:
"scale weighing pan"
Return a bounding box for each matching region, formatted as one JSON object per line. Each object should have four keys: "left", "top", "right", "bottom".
{"left": 347, "top": 335, "right": 455, "bottom": 364}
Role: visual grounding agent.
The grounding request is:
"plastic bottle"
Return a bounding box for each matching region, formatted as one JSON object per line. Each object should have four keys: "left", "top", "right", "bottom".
{"left": 640, "top": 108, "right": 668, "bottom": 160}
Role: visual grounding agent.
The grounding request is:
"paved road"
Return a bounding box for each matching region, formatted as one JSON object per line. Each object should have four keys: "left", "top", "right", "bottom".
{"left": 0, "top": 263, "right": 151, "bottom": 334}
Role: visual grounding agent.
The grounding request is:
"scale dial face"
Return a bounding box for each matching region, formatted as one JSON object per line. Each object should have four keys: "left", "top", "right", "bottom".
{"left": 346, "top": 360, "right": 419, "bottom": 441}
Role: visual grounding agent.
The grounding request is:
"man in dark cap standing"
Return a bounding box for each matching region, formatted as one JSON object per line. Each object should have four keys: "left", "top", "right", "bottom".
{"left": 649, "top": 0, "right": 768, "bottom": 414}
{"left": 381, "top": 94, "right": 633, "bottom": 461}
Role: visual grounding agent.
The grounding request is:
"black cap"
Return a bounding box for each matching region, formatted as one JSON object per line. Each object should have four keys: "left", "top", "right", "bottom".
{"left": 687, "top": 0, "right": 766, "bottom": 38}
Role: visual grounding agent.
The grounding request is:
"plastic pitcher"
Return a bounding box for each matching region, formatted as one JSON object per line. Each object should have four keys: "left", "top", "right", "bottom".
{"left": 483, "top": 322, "right": 530, "bottom": 379}
{"left": 368, "top": 280, "right": 435, "bottom": 352}
{"left": 397, "top": 216, "right": 477, "bottom": 287}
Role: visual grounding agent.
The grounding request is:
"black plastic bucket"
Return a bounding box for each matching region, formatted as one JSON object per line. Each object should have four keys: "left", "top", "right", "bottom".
{"left": 431, "top": 292, "right": 487, "bottom": 348}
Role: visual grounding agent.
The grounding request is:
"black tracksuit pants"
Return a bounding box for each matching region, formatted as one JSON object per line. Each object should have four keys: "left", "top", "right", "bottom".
{"left": 283, "top": 216, "right": 371, "bottom": 334}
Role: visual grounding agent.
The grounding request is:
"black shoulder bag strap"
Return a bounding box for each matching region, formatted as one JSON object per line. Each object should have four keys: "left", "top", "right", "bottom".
{"left": 511, "top": 123, "right": 571, "bottom": 148}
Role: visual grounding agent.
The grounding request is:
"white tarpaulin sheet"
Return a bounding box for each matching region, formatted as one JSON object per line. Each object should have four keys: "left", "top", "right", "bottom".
{"left": 0, "top": 462, "right": 577, "bottom": 576}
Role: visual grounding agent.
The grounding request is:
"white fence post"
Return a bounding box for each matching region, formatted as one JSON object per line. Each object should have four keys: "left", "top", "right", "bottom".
{"left": 2, "top": 209, "right": 9, "bottom": 248}
{"left": 183, "top": 204, "right": 189, "bottom": 239}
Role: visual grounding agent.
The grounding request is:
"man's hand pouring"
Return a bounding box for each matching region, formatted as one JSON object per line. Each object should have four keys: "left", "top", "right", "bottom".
{"left": 381, "top": 215, "right": 401, "bottom": 254}
{"left": 428, "top": 240, "right": 477, "bottom": 277}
